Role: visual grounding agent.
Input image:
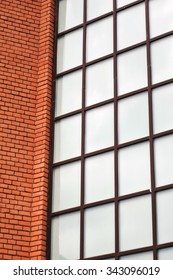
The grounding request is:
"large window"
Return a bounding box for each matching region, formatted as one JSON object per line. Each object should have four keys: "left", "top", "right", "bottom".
{"left": 48, "top": 0, "right": 173, "bottom": 260}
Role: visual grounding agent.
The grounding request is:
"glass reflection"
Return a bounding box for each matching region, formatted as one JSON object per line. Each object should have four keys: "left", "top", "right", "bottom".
{"left": 51, "top": 213, "right": 80, "bottom": 260}
{"left": 156, "top": 189, "right": 173, "bottom": 244}
{"left": 117, "top": 46, "right": 147, "bottom": 95}
{"left": 119, "top": 195, "right": 152, "bottom": 251}
{"left": 84, "top": 204, "right": 115, "bottom": 257}
{"left": 117, "top": 3, "right": 146, "bottom": 50}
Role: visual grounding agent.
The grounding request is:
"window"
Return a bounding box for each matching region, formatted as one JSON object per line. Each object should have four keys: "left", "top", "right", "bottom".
{"left": 48, "top": 0, "right": 173, "bottom": 260}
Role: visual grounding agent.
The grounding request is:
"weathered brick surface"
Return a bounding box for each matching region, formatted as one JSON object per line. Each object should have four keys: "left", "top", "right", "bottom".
{"left": 0, "top": 0, "right": 54, "bottom": 259}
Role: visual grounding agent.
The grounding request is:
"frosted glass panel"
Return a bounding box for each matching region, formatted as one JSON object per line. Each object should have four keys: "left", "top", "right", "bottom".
{"left": 86, "top": 16, "right": 113, "bottom": 62}
{"left": 85, "top": 151, "right": 114, "bottom": 203}
{"left": 54, "top": 114, "right": 81, "bottom": 162}
{"left": 87, "top": 0, "right": 113, "bottom": 20}
{"left": 118, "top": 142, "right": 151, "bottom": 196}
{"left": 117, "top": 3, "right": 146, "bottom": 50}
{"left": 117, "top": 0, "right": 135, "bottom": 8}
{"left": 158, "top": 247, "right": 173, "bottom": 260}
{"left": 120, "top": 251, "right": 153, "bottom": 260}
{"left": 51, "top": 213, "right": 80, "bottom": 260}
{"left": 151, "top": 36, "right": 173, "bottom": 84}
{"left": 154, "top": 135, "right": 173, "bottom": 187}
{"left": 119, "top": 195, "right": 152, "bottom": 251}
{"left": 156, "top": 189, "right": 173, "bottom": 244}
{"left": 57, "top": 29, "right": 83, "bottom": 73}
{"left": 58, "top": 0, "right": 83, "bottom": 33}
{"left": 55, "top": 70, "right": 82, "bottom": 116}
{"left": 149, "top": 0, "right": 173, "bottom": 38}
{"left": 86, "top": 58, "right": 114, "bottom": 106}
{"left": 118, "top": 92, "right": 149, "bottom": 144}
{"left": 153, "top": 83, "right": 173, "bottom": 134}
{"left": 85, "top": 104, "right": 114, "bottom": 153}
{"left": 52, "top": 161, "right": 81, "bottom": 212}
{"left": 118, "top": 46, "right": 147, "bottom": 95}
{"left": 84, "top": 204, "right": 115, "bottom": 257}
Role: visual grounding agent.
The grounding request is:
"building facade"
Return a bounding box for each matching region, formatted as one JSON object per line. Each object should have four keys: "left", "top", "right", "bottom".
{"left": 1, "top": 0, "right": 173, "bottom": 260}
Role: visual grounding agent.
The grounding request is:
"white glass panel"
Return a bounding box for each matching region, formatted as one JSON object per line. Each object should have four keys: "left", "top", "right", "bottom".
{"left": 118, "top": 142, "right": 151, "bottom": 196}
{"left": 158, "top": 247, "right": 173, "bottom": 260}
{"left": 154, "top": 135, "right": 173, "bottom": 187}
{"left": 120, "top": 251, "right": 153, "bottom": 260}
{"left": 153, "top": 83, "right": 173, "bottom": 134}
{"left": 119, "top": 195, "right": 152, "bottom": 251}
{"left": 85, "top": 103, "right": 114, "bottom": 153}
{"left": 151, "top": 36, "right": 173, "bottom": 84}
{"left": 54, "top": 114, "right": 81, "bottom": 162}
{"left": 57, "top": 29, "right": 83, "bottom": 73}
{"left": 118, "top": 46, "right": 147, "bottom": 95}
{"left": 51, "top": 212, "right": 80, "bottom": 260}
{"left": 87, "top": 0, "right": 113, "bottom": 21}
{"left": 85, "top": 151, "right": 114, "bottom": 203}
{"left": 84, "top": 204, "right": 115, "bottom": 257}
{"left": 58, "top": 0, "right": 83, "bottom": 33}
{"left": 149, "top": 0, "right": 173, "bottom": 38}
{"left": 156, "top": 189, "right": 173, "bottom": 244}
{"left": 55, "top": 70, "right": 82, "bottom": 117}
{"left": 117, "top": 3, "right": 146, "bottom": 50}
{"left": 86, "top": 58, "right": 114, "bottom": 106}
{"left": 117, "top": 0, "right": 136, "bottom": 8}
{"left": 86, "top": 16, "right": 113, "bottom": 62}
{"left": 52, "top": 161, "right": 81, "bottom": 212}
{"left": 118, "top": 92, "right": 149, "bottom": 144}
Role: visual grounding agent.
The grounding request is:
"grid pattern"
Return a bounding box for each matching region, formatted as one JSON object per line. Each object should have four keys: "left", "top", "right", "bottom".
{"left": 48, "top": 0, "right": 173, "bottom": 260}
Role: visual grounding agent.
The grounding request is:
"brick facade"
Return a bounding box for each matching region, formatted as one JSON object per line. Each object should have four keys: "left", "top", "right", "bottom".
{"left": 0, "top": 0, "right": 54, "bottom": 259}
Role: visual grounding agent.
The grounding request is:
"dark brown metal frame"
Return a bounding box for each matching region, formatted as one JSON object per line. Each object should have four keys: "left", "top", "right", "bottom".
{"left": 47, "top": 0, "right": 173, "bottom": 260}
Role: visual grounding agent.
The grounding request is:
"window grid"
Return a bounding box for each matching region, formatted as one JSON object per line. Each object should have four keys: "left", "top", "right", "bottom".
{"left": 47, "top": 0, "right": 173, "bottom": 260}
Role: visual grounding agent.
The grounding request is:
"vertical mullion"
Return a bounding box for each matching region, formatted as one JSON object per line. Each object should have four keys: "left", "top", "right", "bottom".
{"left": 113, "top": 0, "right": 119, "bottom": 260}
{"left": 145, "top": 0, "right": 157, "bottom": 260}
{"left": 47, "top": 0, "right": 59, "bottom": 260}
{"left": 80, "top": 0, "right": 87, "bottom": 260}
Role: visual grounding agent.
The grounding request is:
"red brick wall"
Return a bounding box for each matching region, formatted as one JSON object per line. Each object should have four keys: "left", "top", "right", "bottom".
{"left": 0, "top": 0, "right": 54, "bottom": 259}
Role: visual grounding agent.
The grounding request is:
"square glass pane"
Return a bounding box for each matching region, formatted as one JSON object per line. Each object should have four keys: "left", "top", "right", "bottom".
{"left": 117, "top": 0, "right": 135, "bottom": 8}
{"left": 86, "top": 16, "right": 113, "bottom": 62}
{"left": 151, "top": 36, "right": 173, "bottom": 84}
{"left": 156, "top": 189, "right": 173, "bottom": 244}
{"left": 51, "top": 212, "right": 80, "bottom": 260}
{"left": 57, "top": 29, "right": 83, "bottom": 73}
{"left": 84, "top": 203, "right": 115, "bottom": 258}
{"left": 54, "top": 114, "right": 81, "bottom": 162}
{"left": 87, "top": 0, "right": 113, "bottom": 21}
{"left": 86, "top": 58, "right": 114, "bottom": 106}
{"left": 85, "top": 151, "right": 114, "bottom": 204}
{"left": 118, "top": 92, "right": 149, "bottom": 144}
{"left": 149, "top": 0, "right": 173, "bottom": 38}
{"left": 117, "top": 46, "right": 147, "bottom": 95}
{"left": 55, "top": 70, "right": 82, "bottom": 117}
{"left": 52, "top": 161, "right": 81, "bottom": 212}
{"left": 119, "top": 195, "right": 152, "bottom": 251}
{"left": 120, "top": 251, "right": 153, "bottom": 260}
{"left": 154, "top": 135, "right": 173, "bottom": 187}
{"left": 58, "top": 0, "right": 83, "bottom": 33}
{"left": 153, "top": 83, "right": 173, "bottom": 134}
{"left": 117, "top": 3, "right": 146, "bottom": 50}
{"left": 158, "top": 247, "right": 173, "bottom": 260}
{"left": 85, "top": 103, "right": 114, "bottom": 153}
{"left": 118, "top": 142, "right": 151, "bottom": 196}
